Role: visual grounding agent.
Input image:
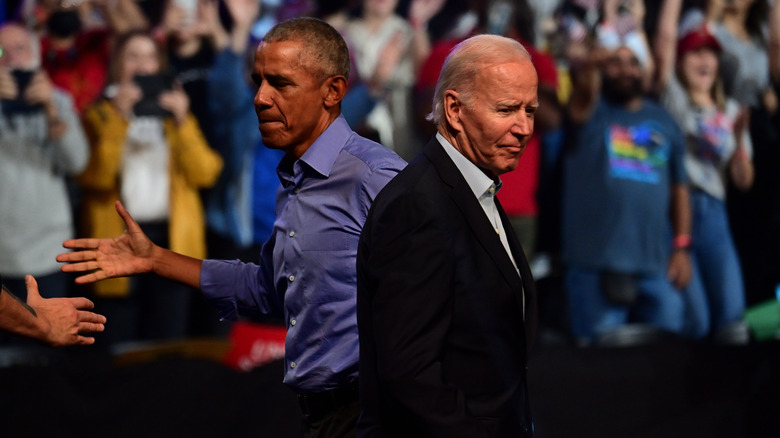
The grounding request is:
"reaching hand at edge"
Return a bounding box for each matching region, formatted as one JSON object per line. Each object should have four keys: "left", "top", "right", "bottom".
{"left": 57, "top": 200, "right": 158, "bottom": 284}
{"left": 24, "top": 275, "right": 107, "bottom": 347}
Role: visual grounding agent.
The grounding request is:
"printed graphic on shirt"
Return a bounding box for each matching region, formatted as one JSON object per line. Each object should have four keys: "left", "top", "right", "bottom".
{"left": 693, "top": 111, "right": 730, "bottom": 165}
{"left": 606, "top": 122, "right": 670, "bottom": 183}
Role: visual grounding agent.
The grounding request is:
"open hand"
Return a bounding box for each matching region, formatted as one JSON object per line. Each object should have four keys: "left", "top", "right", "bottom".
{"left": 25, "top": 275, "right": 107, "bottom": 346}
{"left": 667, "top": 250, "right": 692, "bottom": 290}
{"left": 57, "top": 201, "right": 157, "bottom": 284}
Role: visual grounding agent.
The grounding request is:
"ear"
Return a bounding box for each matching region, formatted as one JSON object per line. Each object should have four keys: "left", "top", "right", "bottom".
{"left": 443, "top": 90, "right": 464, "bottom": 134}
{"left": 322, "top": 75, "right": 348, "bottom": 109}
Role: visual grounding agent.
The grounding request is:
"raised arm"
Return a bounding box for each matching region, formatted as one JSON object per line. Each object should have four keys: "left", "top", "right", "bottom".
{"left": 770, "top": 0, "right": 780, "bottom": 84}
{"left": 567, "top": 40, "right": 605, "bottom": 124}
{"left": 58, "top": 201, "right": 204, "bottom": 290}
{"left": 728, "top": 107, "right": 755, "bottom": 190}
{"left": 102, "top": 0, "right": 150, "bottom": 34}
{"left": 408, "top": 0, "right": 446, "bottom": 74}
{"left": 654, "top": 0, "right": 683, "bottom": 92}
{"left": 0, "top": 276, "right": 106, "bottom": 346}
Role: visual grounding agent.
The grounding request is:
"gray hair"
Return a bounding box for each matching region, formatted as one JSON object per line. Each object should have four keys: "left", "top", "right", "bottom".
{"left": 263, "top": 17, "right": 350, "bottom": 82}
{"left": 428, "top": 34, "right": 530, "bottom": 126}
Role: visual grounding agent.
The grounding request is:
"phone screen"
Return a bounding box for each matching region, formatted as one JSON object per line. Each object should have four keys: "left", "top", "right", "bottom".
{"left": 133, "top": 74, "right": 174, "bottom": 117}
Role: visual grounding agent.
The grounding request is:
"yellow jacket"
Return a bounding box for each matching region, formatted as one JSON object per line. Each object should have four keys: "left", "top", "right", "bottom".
{"left": 78, "top": 100, "right": 223, "bottom": 297}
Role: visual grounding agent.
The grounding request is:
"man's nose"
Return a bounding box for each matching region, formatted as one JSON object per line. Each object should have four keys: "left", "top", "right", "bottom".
{"left": 254, "top": 84, "right": 271, "bottom": 107}
{"left": 511, "top": 113, "right": 533, "bottom": 137}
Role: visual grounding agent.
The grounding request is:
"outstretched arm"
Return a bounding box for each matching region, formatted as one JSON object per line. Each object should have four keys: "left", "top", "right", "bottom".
{"left": 653, "top": 0, "right": 683, "bottom": 92}
{"left": 0, "top": 276, "right": 106, "bottom": 346}
{"left": 57, "top": 201, "right": 204, "bottom": 290}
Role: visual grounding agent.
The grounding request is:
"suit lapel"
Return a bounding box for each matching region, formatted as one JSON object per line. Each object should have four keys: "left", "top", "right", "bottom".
{"left": 424, "top": 139, "right": 525, "bottom": 296}
{"left": 496, "top": 199, "right": 537, "bottom": 346}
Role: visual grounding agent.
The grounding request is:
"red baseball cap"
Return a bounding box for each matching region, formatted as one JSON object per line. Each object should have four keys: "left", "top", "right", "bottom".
{"left": 677, "top": 27, "right": 722, "bottom": 58}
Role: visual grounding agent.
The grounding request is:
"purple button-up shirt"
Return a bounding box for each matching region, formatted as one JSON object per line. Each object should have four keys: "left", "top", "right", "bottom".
{"left": 201, "top": 116, "right": 405, "bottom": 393}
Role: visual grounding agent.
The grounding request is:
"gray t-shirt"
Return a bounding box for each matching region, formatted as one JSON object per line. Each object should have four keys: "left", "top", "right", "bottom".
{"left": 661, "top": 75, "right": 752, "bottom": 200}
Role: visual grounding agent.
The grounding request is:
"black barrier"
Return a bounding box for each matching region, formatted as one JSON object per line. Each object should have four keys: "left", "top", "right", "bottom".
{"left": 0, "top": 340, "right": 778, "bottom": 437}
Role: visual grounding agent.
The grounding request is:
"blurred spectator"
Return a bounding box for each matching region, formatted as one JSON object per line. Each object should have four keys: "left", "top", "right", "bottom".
{"left": 680, "top": 0, "right": 772, "bottom": 108}
{"left": 77, "top": 30, "right": 222, "bottom": 345}
{"left": 38, "top": 0, "right": 148, "bottom": 114}
{"left": 312, "top": 0, "right": 383, "bottom": 131}
{"left": 655, "top": 0, "right": 752, "bottom": 340}
{"left": 158, "top": 0, "right": 218, "bottom": 143}
{"left": 196, "top": 0, "right": 284, "bottom": 331}
{"left": 343, "top": 0, "right": 443, "bottom": 160}
{"left": 725, "top": 0, "right": 780, "bottom": 307}
{"left": 0, "top": 23, "right": 88, "bottom": 303}
{"left": 529, "top": 0, "right": 565, "bottom": 50}
{"left": 561, "top": 26, "right": 691, "bottom": 345}
{"left": 493, "top": 0, "right": 562, "bottom": 262}
{"left": 201, "top": 0, "right": 280, "bottom": 260}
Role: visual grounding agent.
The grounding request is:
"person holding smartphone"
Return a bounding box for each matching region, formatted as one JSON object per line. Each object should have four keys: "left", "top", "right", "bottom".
{"left": 77, "top": 29, "right": 223, "bottom": 346}
{"left": 0, "top": 23, "right": 89, "bottom": 307}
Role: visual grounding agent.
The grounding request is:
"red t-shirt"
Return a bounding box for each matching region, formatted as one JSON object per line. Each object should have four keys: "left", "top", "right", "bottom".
{"left": 41, "top": 29, "right": 111, "bottom": 114}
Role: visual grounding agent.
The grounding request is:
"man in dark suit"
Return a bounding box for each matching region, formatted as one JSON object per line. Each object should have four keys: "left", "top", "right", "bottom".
{"left": 356, "top": 34, "right": 538, "bottom": 437}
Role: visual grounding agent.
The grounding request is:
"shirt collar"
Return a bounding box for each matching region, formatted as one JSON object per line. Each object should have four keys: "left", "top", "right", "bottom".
{"left": 436, "top": 132, "right": 502, "bottom": 199}
{"left": 299, "top": 115, "right": 351, "bottom": 178}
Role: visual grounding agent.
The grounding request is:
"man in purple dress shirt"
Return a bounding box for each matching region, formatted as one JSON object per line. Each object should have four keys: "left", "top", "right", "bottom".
{"left": 57, "top": 17, "right": 405, "bottom": 437}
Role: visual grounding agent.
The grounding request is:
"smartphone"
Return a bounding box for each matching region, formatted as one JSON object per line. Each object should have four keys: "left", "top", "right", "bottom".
{"left": 173, "top": 0, "right": 198, "bottom": 27}
{"left": 132, "top": 73, "right": 174, "bottom": 117}
{"left": 1, "top": 70, "right": 43, "bottom": 115}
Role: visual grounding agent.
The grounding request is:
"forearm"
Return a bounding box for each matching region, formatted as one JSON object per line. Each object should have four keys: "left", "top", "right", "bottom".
{"left": 567, "top": 63, "right": 600, "bottom": 124}
{"left": 729, "top": 150, "right": 754, "bottom": 190}
{"left": 654, "top": 0, "right": 682, "bottom": 91}
{"left": 0, "top": 286, "right": 45, "bottom": 341}
{"left": 770, "top": 0, "right": 780, "bottom": 83}
{"left": 150, "top": 245, "right": 203, "bottom": 290}
{"left": 229, "top": 22, "right": 252, "bottom": 55}
{"left": 670, "top": 184, "right": 691, "bottom": 238}
{"left": 106, "top": 0, "right": 149, "bottom": 33}
{"left": 410, "top": 22, "right": 431, "bottom": 75}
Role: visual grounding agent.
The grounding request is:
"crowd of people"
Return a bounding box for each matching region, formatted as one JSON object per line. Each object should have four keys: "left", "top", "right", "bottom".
{"left": 1, "top": 0, "right": 779, "bottom": 350}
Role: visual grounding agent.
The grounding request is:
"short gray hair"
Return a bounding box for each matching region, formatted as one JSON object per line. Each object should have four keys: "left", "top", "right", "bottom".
{"left": 263, "top": 17, "right": 350, "bottom": 82}
{"left": 428, "top": 34, "right": 530, "bottom": 126}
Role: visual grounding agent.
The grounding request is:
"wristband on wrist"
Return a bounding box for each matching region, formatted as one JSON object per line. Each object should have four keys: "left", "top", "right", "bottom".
{"left": 673, "top": 234, "right": 692, "bottom": 250}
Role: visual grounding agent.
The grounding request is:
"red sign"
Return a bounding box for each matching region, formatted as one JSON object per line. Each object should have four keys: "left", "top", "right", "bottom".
{"left": 223, "top": 321, "right": 287, "bottom": 371}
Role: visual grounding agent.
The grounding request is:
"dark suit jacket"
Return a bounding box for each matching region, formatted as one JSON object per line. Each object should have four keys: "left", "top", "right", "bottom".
{"left": 357, "top": 137, "right": 538, "bottom": 437}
